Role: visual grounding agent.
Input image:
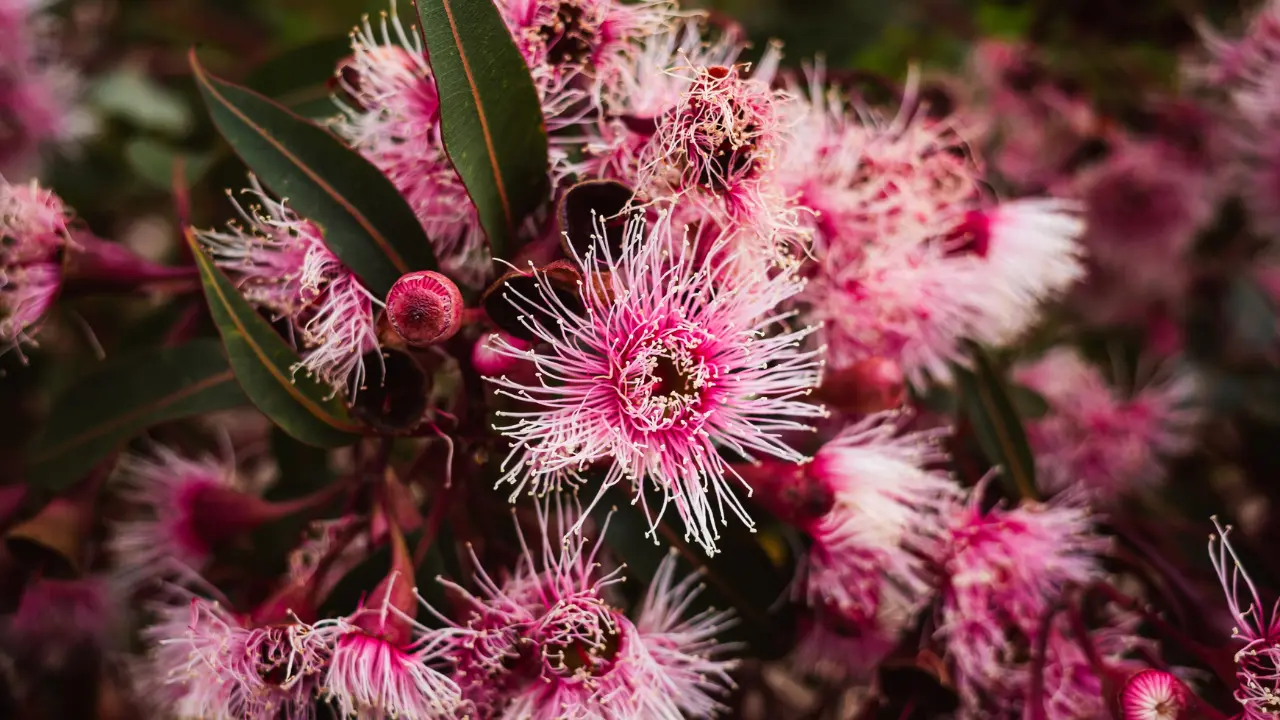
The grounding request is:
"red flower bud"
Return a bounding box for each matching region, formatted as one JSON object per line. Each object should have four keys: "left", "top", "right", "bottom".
{"left": 386, "top": 270, "right": 463, "bottom": 347}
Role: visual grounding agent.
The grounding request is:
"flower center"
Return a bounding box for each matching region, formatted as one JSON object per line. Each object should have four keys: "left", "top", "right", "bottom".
{"left": 675, "top": 67, "right": 766, "bottom": 193}
{"left": 617, "top": 324, "right": 715, "bottom": 430}
{"left": 537, "top": 599, "right": 622, "bottom": 680}
{"left": 538, "top": 1, "right": 597, "bottom": 67}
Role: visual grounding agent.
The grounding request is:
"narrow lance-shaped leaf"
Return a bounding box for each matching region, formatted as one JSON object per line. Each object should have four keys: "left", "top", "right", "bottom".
{"left": 189, "top": 49, "right": 436, "bottom": 297}
{"left": 26, "top": 339, "right": 247, "bottom": 492}
{"left": 414, "top": 0, "right": 550, "bottom": 259}
{"left": 186, "top": 228, "right": 362, "bottom": 448}
{"left": 954, "top": 343, "right": 1040, "bottom": 501}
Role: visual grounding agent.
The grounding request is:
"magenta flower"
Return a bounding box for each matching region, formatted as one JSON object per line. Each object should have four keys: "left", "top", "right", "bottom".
{"left": 0, "top": 177, "right": 68, "bottom": 356}
{"left": 486, "top": 213, "right": 825, "bottom": 555}
{"left": 332, "top": 9, "right": 489, "bottom": 286}
{"left": 429, "top": 501, "right": 738, "bottom": 718}
{"left": 197, "top": 176, "right": 378, "bottom": 393}
{"left": 792, "top": 412, "right": 960, "bottom": 670}
{"left": 1034, "top": 610, "right": 1149, "bottom": 719}
{"left": 314, "top": 573, "right": 463, "bottom": 719}
{"left": 140, "top": 589, "right": 327, "bottom": 720}
{"left": 0, "top": 0, "right": 89, "bottom": 176}
{"left": 1015, "top": 348, "right": 1201, "bottom": 501}
{"left": 109, "top": 446, "right": 243, "bottom": 588}
{"left": 935, "top": 492, "right": 1109, "bottom": 709}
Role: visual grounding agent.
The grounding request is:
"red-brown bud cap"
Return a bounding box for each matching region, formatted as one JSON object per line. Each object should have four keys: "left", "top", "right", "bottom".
{"left": 386, "top": 270, "right": 463, "bottom": 347}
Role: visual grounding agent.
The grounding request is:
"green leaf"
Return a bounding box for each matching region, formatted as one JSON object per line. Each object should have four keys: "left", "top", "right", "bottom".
{"left": 246, "top": 35, "right": 351, "bottom": 119}
{"left": 91, "top": 68, "right": 193, "bottom": 136}
{"left": 414, "top": 0, "right": 549, "bottom": 259}
{"left": 190, "top": 49, "right": 436, "bottom": 297}
{"left": 186, "top": 229, "right": 362, "bottom": 448}
{"left": 26, "top": 340, "right": 247, "bottom": 492}
{"left": 595, "top": 483, "right": 798, "bottom": 658}
{"left": 954, "top": 344, "right": 1040, "bottom": 501}
{"left": 125, "top": 138, "right": 215, "bottom": 190}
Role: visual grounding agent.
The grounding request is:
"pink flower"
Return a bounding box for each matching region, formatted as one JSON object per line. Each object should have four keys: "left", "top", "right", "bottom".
{"left": 197, "top": 175, "right": 378, "bottom": 393}
{"left": 430, "top": 501, "right": 738, "bottom": 717}
{"left": 802, "top": 231, "right": 993, "bottom": 385}
{"left": 948, "top": 199, "right": 1086, "bottom": 343}
{"left": 497, "top": 0, "right": 675, "bottom": 123}
{"left": 109, "top": 447, "right": 247, "bottom": 588}
{"left": 0, "top": 177, "right": 68, "bottom": 356}
{"left": 140, "top": 590, "right": 327, "bottom": 720}
{"left": 936, "top": 492, "right": 1109, "bottom": 709}
{"left": 789, "top": 412, "right": 960, "bottom": 669}
{"left": 1033, "top": 611, "right": 1149, "bottom": 719}
{"left": 486, "top": 213, "right": 825, "bottom": 555}
{"left": 332, "top": 9, "right": 489, "bottom": 286}
{"left": 1015, "top": 348, "right": 1201, "bottom": 501}
{"left": 0, "top": 0, "right": 89, "bottom": 176}
{"left": 314, "top": 576, "right": 463, "bottom": 718}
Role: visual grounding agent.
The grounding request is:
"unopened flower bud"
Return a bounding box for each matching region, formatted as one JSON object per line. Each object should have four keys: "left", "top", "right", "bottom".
{"left": 472, "top": 331, "right": 533, "bottom": 377}
{"left": 1120, "top": 669, "right": 1189, "bottom": 720}
{"left": 386, "top": 270, "right": 463, "bottom": 347}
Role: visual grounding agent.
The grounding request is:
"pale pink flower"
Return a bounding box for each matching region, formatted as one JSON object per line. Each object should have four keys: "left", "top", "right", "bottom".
{"left": 1015, "top": 348, "right": 1201, "bottom": 501}
{"left": 802, "top": 230, "right": 995, "bottom": 385}
{"left": 797, "top": 412, "right": 960, "bottom": 658}
{"left": 332, "top": 9, "right": 489, "bottom": 286}
{"left": 486, "top": 213, "right": 825, "bottom": 555}
{"left": 1031, "top": 611, "right": 1149, "bottom": 720}
{"left": 429, "top": 501, "right": 738, "bottom": 718}
{"left": 197, "top": 176, "right": 378, "bottom": 393}
{"left": 496, "top": 0, "right": 676, "bottom": 123}
{"left": 948, "top": 199, "right": 1086, "bottom": 344}
{"left": 109, "top": 446, "right": 243, "bottom": 588}
{"left": 789, "top": 598, "right": 914, "bottom": 680}
{"left": 0, "top": 0, "right": 89, "bottom": 176}
{"left": 1121, "top": 669, "right": 1191, "bottom": 720}
{"left": 0, "top": 177, "right": 68, "bottom": 355}
{"left": 140, "top": 590, "right": 327, "bottom": 720}
{"left": 936, "top": 492, "right": 1109, "bottom": 709}
{"left": 314, "top": 574, "right": 463, "bottom": 719}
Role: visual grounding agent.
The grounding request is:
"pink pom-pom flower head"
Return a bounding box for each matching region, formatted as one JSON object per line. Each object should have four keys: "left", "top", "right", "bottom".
{"left": 426, "top": 500, "right": 739, "bottom": 718}
{"left": 139, "top": 589, "right": 328, "bottom": 720}
{"left": 1015, "top": 348, "right": 1201, "bottom": 502}
{"left": 486, "top": 211, "right": 825, "bottom": 556}
{"left": 935, "top": 490, "right": 1110, "bottom": 710}
{"left": 197, "top": 175, "right": 379, "bottom": 394}
{"left": 0, "top": 177, "right": 68, "bottom": 357}
{"left": 1209, "top": 516, "right": 1280, "bottom": 720}
{"left": 750, "top": 411, "right": 961, "bottom": 675}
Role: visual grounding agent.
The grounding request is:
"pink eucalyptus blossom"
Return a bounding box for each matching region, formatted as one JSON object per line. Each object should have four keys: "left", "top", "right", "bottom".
{"left": 486, "top": 212, "right": 825, "bottom": 555}
{"left": 0, "top": 177, "right": 68, "bottom": 356}
{"left": 936, "top": 491, "right": 1109, "bottom": 710}
{"left": 1210, "top": 516, "right": 1280, "bottom": 719}
{"left": 140, "top": 589, "right": 327, "bottom": 720}
{"left": 1015, "top": 348, "right": 1201, "bottom": 501}
{"left": 792, "top": 412, "right": 960, "bottom": 668}
{"left": 428, "top": 501, "right": 738, "bottom": 718}
{"left": 197, "top": 176, "right": 378, "bottom": 393}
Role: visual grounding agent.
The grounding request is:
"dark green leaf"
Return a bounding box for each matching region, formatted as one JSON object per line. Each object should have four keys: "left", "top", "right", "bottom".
{"left": 595, "top": 483, "right": 798, "bottom": 658}
{"left": 414, "top": 0, "right": 549, "bottom": 259}
{"left": 26, "top": 339, "right": 247, "bottom": 491}
{"left": 954, "top": 344, "right": 1040, "bottom": 501}
{"left": 267, "top": 426, "right": 334, "bottom": 501}
{"left": 246, "top": 35, "right": 351, "bottom": 100}
{"left": 190, "top": 49, "right": 436, "bottom": 297}
{"left": 187, "top": 228, "right": 362, "bottom": 448}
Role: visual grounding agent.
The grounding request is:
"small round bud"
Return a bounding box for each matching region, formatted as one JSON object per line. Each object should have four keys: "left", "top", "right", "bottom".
{"left": 386, "top": 270, "right": 463, "bottom": 347}
{"left": 472, "top": 331, "right": 533, "bottom": 377}
{"left": 1120, "top": 669, "right": 1189, "bottom": 720}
